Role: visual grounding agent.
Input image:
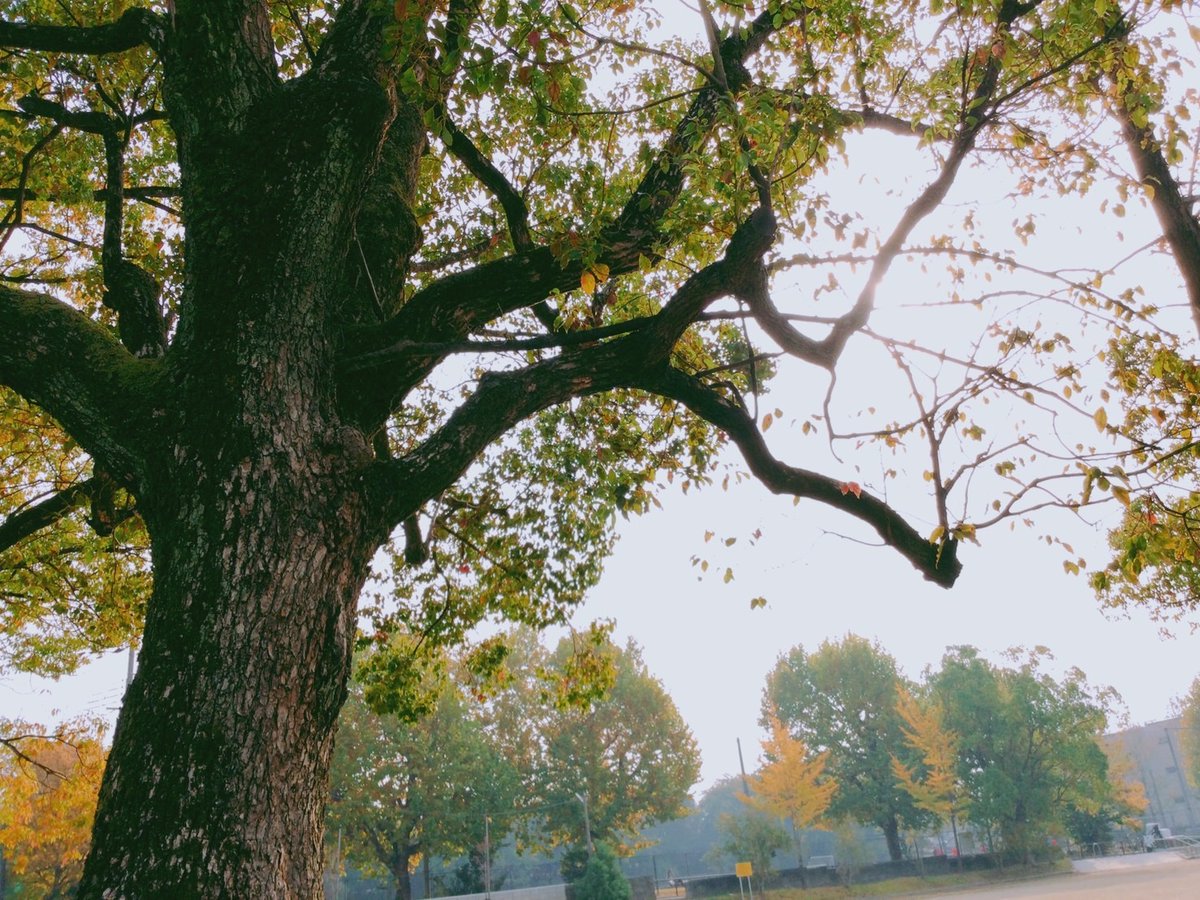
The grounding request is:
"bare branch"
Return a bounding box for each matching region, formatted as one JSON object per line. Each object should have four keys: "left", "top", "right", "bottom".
{"left": 638, "top": 366, "right": 961, "bottom": 587}
{"left": 434, "top": 106, "right": 533, "bottom": 252}
{"left": 1112, "top": 92, "right": 1200, "bottom": 336}
{"left": 746, "top": 2, "right": 1036, "bottom": 370}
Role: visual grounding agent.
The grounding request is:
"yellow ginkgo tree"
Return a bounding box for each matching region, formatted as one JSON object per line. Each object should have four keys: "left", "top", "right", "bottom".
{"left": 891, "top": 687, "right": 966, "bottom": 863}
{"left": 0, "top": 719, "right": 107, "bottom": 898}
{"left": 740, "top": 712, "right": 837, "bottom": 866}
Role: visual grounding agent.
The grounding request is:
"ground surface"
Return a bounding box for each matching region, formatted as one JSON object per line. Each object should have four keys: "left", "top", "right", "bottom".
{"left": 935, "top": 852, "right": 1199, "bottom": 898}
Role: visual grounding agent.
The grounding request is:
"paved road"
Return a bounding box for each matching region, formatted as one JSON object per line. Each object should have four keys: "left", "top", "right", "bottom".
{"left": 934, "top": 853, "right": 1199, "bottom": 898}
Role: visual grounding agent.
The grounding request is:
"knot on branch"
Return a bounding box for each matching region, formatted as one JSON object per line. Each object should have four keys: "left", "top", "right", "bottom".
{"left": 722, "top": 54, "right": 753, "bottom": 93}
{"left": 724, "top": 206, "right": 777, "bottom": 264}
{"left": 103, "top": 260, "right": 166, "bottom": 358}
{"left": 928, "top": 538, "right": 961, "bottom": 588}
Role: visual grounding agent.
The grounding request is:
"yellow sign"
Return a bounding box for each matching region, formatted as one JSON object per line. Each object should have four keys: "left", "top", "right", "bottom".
{"left": 735, "top": 862, "right": 753, "bottom": 878}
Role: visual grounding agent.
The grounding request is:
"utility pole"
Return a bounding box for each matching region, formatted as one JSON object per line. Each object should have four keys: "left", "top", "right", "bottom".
{"left": 576, "top": 792, "right": 595, "bottom": 855}
{"left": 484, "top": 814, "right": 492, "bottom": 900}
{"left": 736, "top": 738, "right": 751, "bottom": 796}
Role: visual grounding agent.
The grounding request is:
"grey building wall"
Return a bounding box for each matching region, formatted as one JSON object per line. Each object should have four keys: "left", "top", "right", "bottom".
{"left": 1106, "top": 717, "right": 1200, "bottom": 833}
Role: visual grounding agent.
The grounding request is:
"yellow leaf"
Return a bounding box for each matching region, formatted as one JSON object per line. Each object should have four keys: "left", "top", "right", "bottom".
{"left": 723, "top": 567, "right": 734, "bottom": 584}
{"left": 1094, "top": 407, "right": 1108, "bottom": 431}
{"left": 762, "top": 413, "right": 774, "bottom": 431}
{"left": 592, "top": 263, "right": 610, "bottom": 283}
{"left": 580, "top": 271, "right": 596, "bottom": 293}
{"left": 1112, "top": 485, "right": 1130, "bottom": 507}
{"left": 929, "top": 525, "right": 945, "bottom": 544}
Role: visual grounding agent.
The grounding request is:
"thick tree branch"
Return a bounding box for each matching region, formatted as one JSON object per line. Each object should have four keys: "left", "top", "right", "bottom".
{"left": 0, "top": 185, "right": 180, "bottom": 204}
{"left": 164, "top": 1, "right": 279, "bottom": 136}
{"left": 0, "top": 474, "right": 131, "bottom": 554}
{"left": 855, "top": 107, "right": 931, "bottom": 138}
{"left": 16, "top": 95, "right": 120, "bottom": 135}
{"left": 344, "top": 206, "right": 776, "bottom": 415}
{"left": 0, "top": 286, "right": 161, "bottom": 491}
{"left": 370, "top": 292, "right": 959, "bottom": 586}
{"left": 0, "top": 7, "right": 164, "bottom": 55}
{"left": 1113, "top": 100, "right": 1200, "bottom": 336}
{"left": 15, "top": 93, "right": 169, "bottom": 358}
{"left": 747, "top": 4, "right": 1032, "bottom": 371}
{"left": 344, "top": 8, "right": 796, "bottom": 413}
{"left": 369, "top": 207, "right": 777, "bottom": 521}
{"left": 435, "top": 106, "right": 533, "bottom": 252}
{"left": 638, "top": 367, "right": 961, "bottom": 587}
{"left": 0, "top": 481, "right": 91, "bottom": 554}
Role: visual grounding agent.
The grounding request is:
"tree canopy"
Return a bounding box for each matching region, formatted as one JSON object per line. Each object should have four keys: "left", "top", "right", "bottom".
{"left": 890, "top": 686, "right": 967, "bottom": 859}
{"left": 763, "top": 635, "right": 927, "bottom": 860}
{"left": 0, "top": 0, "right": 1196, "bottom": 892}
{"left": 327, "top": 668, "right": 520, "bottom": 900}
{"left": 499, "top": 631, "right": 701, "bottom": 878}
{"left": 930, "top": 645, "right": 1127, "bottom": 861}
{"left": 0, "top": 718, "right": 107, "bottom": 898}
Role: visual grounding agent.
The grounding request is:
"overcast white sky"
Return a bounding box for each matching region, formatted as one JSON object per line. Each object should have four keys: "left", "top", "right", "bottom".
{"left": 3, "top": 3, "right": 1199, "bottom": 801}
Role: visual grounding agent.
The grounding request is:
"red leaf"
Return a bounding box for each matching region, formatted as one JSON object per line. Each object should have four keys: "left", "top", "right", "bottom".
{"left": 838, "top": 481, "right": 862, "bottom": 498}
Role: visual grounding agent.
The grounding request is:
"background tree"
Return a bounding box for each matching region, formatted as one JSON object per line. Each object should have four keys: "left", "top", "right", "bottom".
{"left": 930, "top": 646, "right": 1120, "bottom": 862}
{"left": 891, "top": 686, "right": 967, "bottom": 862}
{"left": 740, "top": 712, "right": 836, "bottom": 867}
{"left": 0, "top": 0, "right": 1192, "bottom": 891}
{"left": 514, "top": 633, "right": 701, "bottom": 879}
{"left": 0, "top": 719, "right": 106, "bottom": 898}
{"left": 327, "top": 667, "right": 520, "bottom": 900}
{"left": 572, "top": 842, "right": 631, "bottom": 900}
{"left": 763, "top": 635, "right": 927, "bottom": 860}
{"left": 711, "top": 812, "right": 788, "bottom": 893}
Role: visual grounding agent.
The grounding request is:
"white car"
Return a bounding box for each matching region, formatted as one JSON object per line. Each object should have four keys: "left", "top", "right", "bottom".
{"left": 1144, "top": 822, "right": 1172, "bottom": 850}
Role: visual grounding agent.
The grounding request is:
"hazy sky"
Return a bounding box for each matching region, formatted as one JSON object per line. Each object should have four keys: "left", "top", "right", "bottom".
{"left": 4, "top": 3, "right": 1199, "bottom": 803}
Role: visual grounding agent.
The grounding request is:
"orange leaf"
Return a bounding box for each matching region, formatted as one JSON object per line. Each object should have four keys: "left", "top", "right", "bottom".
{"left": 839, "top": 481, "right": 862, "bottom": 498}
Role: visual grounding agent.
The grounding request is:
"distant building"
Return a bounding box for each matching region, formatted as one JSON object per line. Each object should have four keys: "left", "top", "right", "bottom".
{"left": 1106, "top": 717, "right": 1200, "bottom": 834}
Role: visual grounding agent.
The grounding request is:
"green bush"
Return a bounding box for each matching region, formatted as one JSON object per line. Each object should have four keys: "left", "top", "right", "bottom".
{"left": 573, "top": 843, "right": 631, "bottom": 900}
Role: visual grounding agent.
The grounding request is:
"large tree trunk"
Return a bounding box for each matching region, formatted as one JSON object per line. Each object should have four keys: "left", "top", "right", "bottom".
{"left": 883, "top": 817, "right": 904, "bottom": 862}
{"left": 72, "top": 12, "right": 411, "bottom": 889}
{"left": 389, "top": 841, "right": 420, "bottom": 900}
{"left": 78, "top": 457, "right": 379, "bottom": 895}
